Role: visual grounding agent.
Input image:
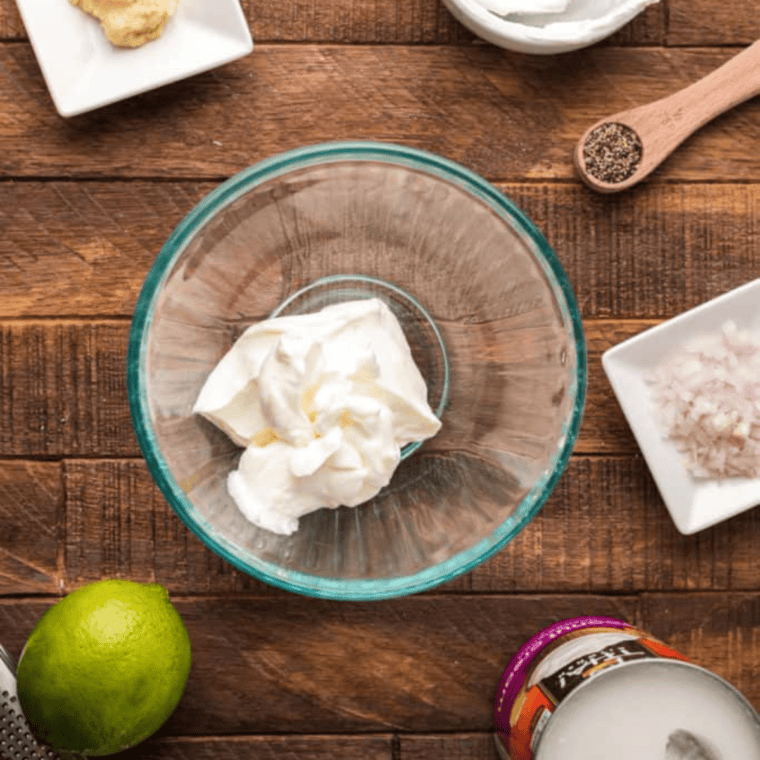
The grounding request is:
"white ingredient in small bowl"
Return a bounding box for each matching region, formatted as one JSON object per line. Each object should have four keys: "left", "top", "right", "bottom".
{"left": 647, "top": 321, "right": 760, "bottom": 480}
{"left": 475, "top": 0, "right": 569, "bottom": 15}
{"left": 464, "top": 0, "right": 659, "bottom": 52}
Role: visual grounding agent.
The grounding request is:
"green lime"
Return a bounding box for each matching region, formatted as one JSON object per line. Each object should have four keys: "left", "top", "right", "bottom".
{"left": 17, "top": 579, "right": 192, "bottom": 756}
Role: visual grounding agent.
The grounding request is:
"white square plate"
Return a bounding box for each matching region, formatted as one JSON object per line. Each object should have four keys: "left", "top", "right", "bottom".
{"left": 15, "top": 0, "right": 253, "bottom": 117}
{"left": 602, "top": 278, "right": 760, "bottom": 535}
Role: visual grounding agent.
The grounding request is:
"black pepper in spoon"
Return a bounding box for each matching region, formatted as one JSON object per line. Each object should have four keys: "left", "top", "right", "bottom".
{"left": 581, "top": 122, "right": 643, "bottom": 184}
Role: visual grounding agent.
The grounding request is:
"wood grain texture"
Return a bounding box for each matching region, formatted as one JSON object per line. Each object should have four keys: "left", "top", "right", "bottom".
{"left": 472, "top": 456, "right": 760, "bottom": 593}
{"left": 0, "top": 594, "right": 757, "bottom": 734}
{"left": 0, "top": 182, "right": 209, "bottom": 318}
{"left": 0, "top": 1, "right": 22, "bottom": 39}
{"left": 62, "top": 457, "right": 760, "bottom": 594}
{"left": 0, "top": 319, "right": 753, "bottom": 458}
{"left": 64, "top": 459, "right": 274, "bottom": 595}
{"left": 2, "top": 47, "right": 760, "bottom": 181}
{"left": 0, "top": 0, "right": 663, "bottom": 44}
{"left": 3, "top": 182, "right": 759, "bottom": 322}
{"left": 0, "top": 321, "right": 135, "bottom": 457}
{"left": 668, "top": 0, "right": 759, "bottom": 46}
{"left": 0, "top": 595, "right": 639, "bottom": 734}
{"left": 0, "top": 461, "right": 61, "bottom": 593}
{"left": 582, "top": 320, "right": 649, "bottom": 455}
{"left": 400, "top": 734, "right": 500, "bottom": 760}
{"left": 121, "top": 736, "right": 394, "bottom": 760}
{"left": 242, "top": 0, "right": 473, "bottom": 44}
{"left": 0, "top": 316, "right": 751, "bottom": 463}
{"left": 641, "top": 593, "right": 760, "bottom": 696}
{"left": 505, "top": 182, "right": 760, "bottom": 321}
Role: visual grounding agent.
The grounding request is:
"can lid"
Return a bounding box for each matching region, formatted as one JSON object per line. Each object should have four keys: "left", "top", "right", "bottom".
{"left": 535, "top": 660, "right": 760, "bottom": 760}
{"left": 494, "top": 616, "right": 630, "bottom": 733}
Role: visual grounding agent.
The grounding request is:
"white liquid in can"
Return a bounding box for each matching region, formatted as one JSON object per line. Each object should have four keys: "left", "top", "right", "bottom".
{"left": 536, "top": 660, "right": 760, "bottom": 760}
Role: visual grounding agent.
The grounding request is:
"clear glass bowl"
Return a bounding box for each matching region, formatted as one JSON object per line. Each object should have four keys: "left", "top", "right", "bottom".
{"left": 128, "top": 141, "right": 586, "bottom": 600}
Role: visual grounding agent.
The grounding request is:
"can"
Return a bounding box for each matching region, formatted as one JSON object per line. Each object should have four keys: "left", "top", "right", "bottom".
{"left": 494, "top": 616, "right": 760, "bottom": 760}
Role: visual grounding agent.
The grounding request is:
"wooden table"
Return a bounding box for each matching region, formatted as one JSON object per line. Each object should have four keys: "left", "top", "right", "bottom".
{"left": 1, "top": 1, "right": 759, "bottom": 757}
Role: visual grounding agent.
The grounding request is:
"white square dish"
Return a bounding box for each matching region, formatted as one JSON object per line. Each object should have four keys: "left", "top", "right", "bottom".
{"left": 15, "top": 0, "right": 253, "bottom": 117}
{"left": 602, "top": 278, "right": 760, "bottom": 535}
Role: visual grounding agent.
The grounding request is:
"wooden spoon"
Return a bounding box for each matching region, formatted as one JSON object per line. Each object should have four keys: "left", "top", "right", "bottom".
{"left": 574, "top": 39, "right": 760, "bottom": 193}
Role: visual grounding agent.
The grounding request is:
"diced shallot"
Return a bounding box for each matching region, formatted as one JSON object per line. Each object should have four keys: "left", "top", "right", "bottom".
{"left": 647, "top": 321, "right": 760, "bottom": 480}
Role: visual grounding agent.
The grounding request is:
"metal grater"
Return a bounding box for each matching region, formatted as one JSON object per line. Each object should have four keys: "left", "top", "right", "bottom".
{"left": 0, "top": 645, "right": 60, "bottom": 760}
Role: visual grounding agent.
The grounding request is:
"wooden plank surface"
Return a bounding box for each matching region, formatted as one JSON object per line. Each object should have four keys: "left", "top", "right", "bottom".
{"left": 0, "top": 593, "right": 757, "bottom": 732}
{"left": 0, "top": 182, "right": 209, "bottom": 318}
{"left": 0, "top": 461, "right": 61, "bottom": 594}
{"left": 1, "top": 318, "right": 754, "bottom": 458}
{"left": 0, "top": 322, "right": 134, "bottom": 456}
{"left": 2, "top": 47, "right": 760, "bottom": 181}
{"left": 667, "top": 0, "right": 760, "bottom": 46}
{"left": 3, "top": 182, "right": 760, "bottom": 321}
{"left": 123, "top": 736, "right": 394, "bottom": 760}
{"left": 0, "top": 0, "right": 663, "bottom": 44}
{"left": 401, "top": 735, "right": 500, "bottom": 760}
{"left": 59, "top": 456, "right": 760, "bottom": 594}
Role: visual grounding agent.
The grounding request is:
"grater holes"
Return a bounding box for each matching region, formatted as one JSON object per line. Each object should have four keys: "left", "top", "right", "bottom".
{"left": 1, "top": 701, "right": 59, "bottom": 759}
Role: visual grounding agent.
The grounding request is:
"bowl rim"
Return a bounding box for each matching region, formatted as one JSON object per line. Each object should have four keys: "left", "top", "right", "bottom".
{"left": 439, "top": 0, "right": 652, "bottom": 55}
{"left": 128, "top": 140, "right": 587, "bottom": 600}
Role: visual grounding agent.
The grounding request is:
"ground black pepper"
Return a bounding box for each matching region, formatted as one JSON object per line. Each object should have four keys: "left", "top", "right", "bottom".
{"left": 582, "top": 122, "right": 643, "bottom": 184}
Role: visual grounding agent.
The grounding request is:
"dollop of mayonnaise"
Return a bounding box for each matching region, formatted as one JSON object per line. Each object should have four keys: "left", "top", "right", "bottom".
{"left": 194, "top": 298, "right": 442, "bottom": 535}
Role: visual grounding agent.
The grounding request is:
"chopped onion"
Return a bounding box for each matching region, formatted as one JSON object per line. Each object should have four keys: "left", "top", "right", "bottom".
{"left": 647, "top": 321, "right": 760, "bottom": 480}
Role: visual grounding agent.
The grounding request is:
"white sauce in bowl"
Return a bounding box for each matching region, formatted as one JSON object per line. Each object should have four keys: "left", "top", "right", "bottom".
{"left": 194, "top": 298, "right": 441, "bottom": 535}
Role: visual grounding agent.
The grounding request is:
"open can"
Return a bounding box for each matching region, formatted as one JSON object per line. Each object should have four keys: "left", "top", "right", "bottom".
{"left": 494, "top": 616, "right": 760, "bottom": 760}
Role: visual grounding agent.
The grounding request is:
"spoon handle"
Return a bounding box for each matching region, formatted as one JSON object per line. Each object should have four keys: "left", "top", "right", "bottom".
{"left": 576, "top": 39, "right": 760, "bottom": 192}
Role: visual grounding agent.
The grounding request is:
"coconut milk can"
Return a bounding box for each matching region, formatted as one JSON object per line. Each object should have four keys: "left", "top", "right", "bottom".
{"left": 494, "top": 616, "right": 760, "bottom": 760}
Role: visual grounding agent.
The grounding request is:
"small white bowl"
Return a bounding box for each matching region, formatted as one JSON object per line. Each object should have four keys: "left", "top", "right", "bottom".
{"left": 602, "top": 278, "right": 760, "bottom": 535}
{"left": 441, "top": 0, "right": 658, "bottom": 54}
{"left": 15, "top": 0, "right": 253, "bottom": 117}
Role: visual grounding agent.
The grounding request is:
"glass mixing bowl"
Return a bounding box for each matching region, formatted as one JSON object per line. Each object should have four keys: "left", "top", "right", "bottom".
{"left": 128, "top": 141, "right": 586, "bottom": 600}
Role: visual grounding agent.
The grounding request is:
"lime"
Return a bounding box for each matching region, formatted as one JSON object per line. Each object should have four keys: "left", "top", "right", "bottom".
{"left": 17, "top": 579, "right": 192, "bottom": 756}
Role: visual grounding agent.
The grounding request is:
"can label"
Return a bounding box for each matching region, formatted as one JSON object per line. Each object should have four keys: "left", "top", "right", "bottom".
{"left": 493, "top": 616, "right": 690, "bottom": 760}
